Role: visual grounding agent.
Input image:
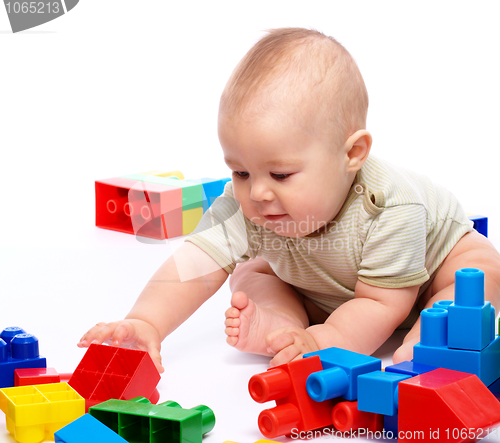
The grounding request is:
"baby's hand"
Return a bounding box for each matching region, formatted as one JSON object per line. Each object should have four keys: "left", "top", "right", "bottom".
{"left": 78, "top": 319, "right": 164, "bottom": 373}
{"left": 265, "top": 326, "right": 320, "bottom": 367}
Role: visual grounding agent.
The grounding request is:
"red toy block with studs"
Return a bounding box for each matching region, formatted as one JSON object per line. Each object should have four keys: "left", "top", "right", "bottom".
{"left": 68, "top": 344, "right": 160, "bottom": 411}
{"left": 248, "top": 355, "right": 336, "bottom": 438}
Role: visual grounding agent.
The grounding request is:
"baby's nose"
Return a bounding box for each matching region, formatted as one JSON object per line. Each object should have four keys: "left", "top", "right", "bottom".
{"left": 250, "top": 182, "right": 274, "bottom": 202}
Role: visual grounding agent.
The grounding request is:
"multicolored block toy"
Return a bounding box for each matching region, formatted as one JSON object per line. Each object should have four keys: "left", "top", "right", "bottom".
{"left": 95, "top": 170, "right": 230, "bottom": 240}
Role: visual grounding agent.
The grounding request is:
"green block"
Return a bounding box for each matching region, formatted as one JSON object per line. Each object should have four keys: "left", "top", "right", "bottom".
{"left": 89, "top": 397, "right": 215, "bottom": 443}
{"left": 122, "top": 174, "right": 204, "bottom": 210}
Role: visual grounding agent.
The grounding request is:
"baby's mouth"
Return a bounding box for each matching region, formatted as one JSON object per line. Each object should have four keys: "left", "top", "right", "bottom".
{"left": 263, "top": 214, "right": 287, "bottom": 221}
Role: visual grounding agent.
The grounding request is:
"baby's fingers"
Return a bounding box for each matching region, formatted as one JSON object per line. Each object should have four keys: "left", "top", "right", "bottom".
{"left": 146, "top": 345, "right": 164, "bottom": 374}
{"left": 78, "top": 322, "right": 109, "bottom": 347}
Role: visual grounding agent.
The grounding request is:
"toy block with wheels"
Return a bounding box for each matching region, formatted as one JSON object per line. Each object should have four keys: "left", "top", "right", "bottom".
{"left": 89, "top": 397, "right": 215, "bottom": 443}
{"left": 96, "top": 170, "right": 230, "bottom": 240}
{"left": 303, "top": 347, "right": 381, "bottom": 401}
{"left": 0, "top": 382, "right": 84, "bottom": 443}
{"left": 0, "top": 327, "right": 46, "bottom": 388}
{"left": 413, "top": 269, "right": 500, "bottom": 386}
{"left": 54, "top": 413, "right": 127, "bottom": 443}
{"left": 68, "top": 344, "right": 160, "bottom": 411}
{"left": 248, "top": 355, "right": 336, "bottom": 438}
{"left": 398, "top": 368, "right": 500, "bottom": 442}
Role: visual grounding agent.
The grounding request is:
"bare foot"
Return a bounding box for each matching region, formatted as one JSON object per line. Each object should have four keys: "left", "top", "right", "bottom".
{"left": 224, "top": 291, "right": 305, "bottom": 356}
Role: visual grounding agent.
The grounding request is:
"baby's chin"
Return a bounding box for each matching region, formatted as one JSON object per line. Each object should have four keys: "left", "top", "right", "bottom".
{"left": 257, "top": 219, "right": 321, "bottom": 238}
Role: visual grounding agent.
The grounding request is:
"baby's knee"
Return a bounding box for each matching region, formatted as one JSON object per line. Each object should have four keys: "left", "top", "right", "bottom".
{"left": 229, "top": 258, "right": 274, "bottom": 289}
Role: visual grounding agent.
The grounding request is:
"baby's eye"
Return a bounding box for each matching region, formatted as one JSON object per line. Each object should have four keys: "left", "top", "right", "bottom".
{"left": 233, "top": 171, "right": 249, "bottom": 179}
{"left": 271, "top": 173, "right": 292, "bottom": 181}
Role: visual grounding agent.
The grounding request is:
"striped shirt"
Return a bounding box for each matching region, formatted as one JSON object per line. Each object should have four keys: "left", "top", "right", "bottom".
{"left": 186, "top": 156, "right": 473, "bottom": 327}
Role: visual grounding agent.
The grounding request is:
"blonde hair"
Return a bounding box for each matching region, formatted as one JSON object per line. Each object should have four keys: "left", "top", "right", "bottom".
{"left": 220, "top": 28, "right": 369, "bottom": 146}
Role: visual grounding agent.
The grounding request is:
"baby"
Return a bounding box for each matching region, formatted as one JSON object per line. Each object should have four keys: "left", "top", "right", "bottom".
{"left": 79, "top": 28, "right": 500, "bottom": 373}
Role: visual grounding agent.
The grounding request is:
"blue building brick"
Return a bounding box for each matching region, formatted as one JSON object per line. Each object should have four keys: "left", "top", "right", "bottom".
{"left": 385, "top": 361, "right": 437, "bottom": 377}
{"left": 357, "top": 370, "right": 411, "bottom": 416}
{"left": 304, "top": 347, "right": 381, "bottom": 401}
{"left": 0, "top": 327, "right": 46, "bottom": 388}
{"left": 55, "top": 413, "right": 128, "bottom": 443}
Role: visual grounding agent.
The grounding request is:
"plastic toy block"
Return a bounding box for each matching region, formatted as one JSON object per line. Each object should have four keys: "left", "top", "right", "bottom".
{"left": 357, "top": 370, "right": 411, "bottom": 416}
{"left": 468, "top": 214, "right": 488, "bottom": 237}
{"left": 182, "top": 207, "right": 204, "bottom": 235}
{"left": 398, "top": 368, "right": 500, "bottom": 442}
{"left": 413, "top": 307, "right": 500, "bottom": 386}
{"left": 14, "top": 368, "right": 72, "bottom": 387}
{"left": 444, "top": 269, "right": 493, "bottom": 351}
{"left": 198, "top": 177, "right": 231, "bottom": 212}
{"left": 248, "top": 355, "right": 335, "bottom": 438}
{"left": 383, "top": 413, "right": 398, "bottom": 439}
{"left": 0, "top": 327, "right": 46, "bottom": 388}
{"left": 0, "top": 382, "right": 84, "bottom": 443}
{"left": 55, "top": 413, "right": 128, "bottom": 443}
{"left": 122, "top": 174, "right": 204, "bottom": 210}
{"left": 488, "top": 377, "right": 500, "bottom": 400}
{"left": 89, "top": 397, "right": 215, "bottom": 443}
{"left": 385, "top": 361, "right": 437, "bottom": 377}
{"left": 331, "top": 400, "right": 383, "bottom": 433}
{"left": 95, "top": 177, "right": 183, "bottom": 240}
{"left": 303, "top": 347, "right": 381, "bottom": 401}
{"left": 68, "top": 344, "right": 160, "bottom": 412}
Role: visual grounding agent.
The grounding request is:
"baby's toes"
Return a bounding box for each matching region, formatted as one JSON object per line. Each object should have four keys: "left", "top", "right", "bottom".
{"left": 225, "top": 317, "right": 241, "bottom": 328}
{"left": 225, "top": 325, "right": 239, "bottom": 337}
{"left": 224, "top": 306, "right": 241, "bottom": 319}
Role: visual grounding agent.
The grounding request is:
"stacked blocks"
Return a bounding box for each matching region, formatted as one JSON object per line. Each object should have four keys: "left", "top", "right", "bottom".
{"left": 68, "top": 344, "right": 160, "bottom": 411}
{"left": 413, "top": 269, "right": 500, "bottom": 386}
{"left": 0, "top": 327, "right": 46, "bottom": 388}
{"left": 95, "top": 170, "right": 230, "bottom": 240}
{"left": 304, "top": 347, "right": 381, "bottom": 401}
{"left": 55, "top": 413, "right": 128, "bottom": 443}
{"left": 89, "top": 397, "right": 215, "bottom": 443}
{"left": 398, "top": 368, "right": 500, "bottom": 442}
{"left": 248, "top": 355, "right": 336, "bottom": 438}
{"left": 0, "top": 382, "right": 84, "bottom": 443}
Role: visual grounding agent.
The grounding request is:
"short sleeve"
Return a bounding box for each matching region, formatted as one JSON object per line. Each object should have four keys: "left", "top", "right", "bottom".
{"left": 358, "top": 204, "right": 429, "bottom": 288}
{"left": 184, "top": 182, "right": 260, "bottom": 274}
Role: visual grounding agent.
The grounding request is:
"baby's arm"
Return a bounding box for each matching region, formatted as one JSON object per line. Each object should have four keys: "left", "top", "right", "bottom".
{"left": 78, "top": 242, "right": 228, "bottom": 372}
{"left": 267, "top": 281, "right": 419, "bottom": 365}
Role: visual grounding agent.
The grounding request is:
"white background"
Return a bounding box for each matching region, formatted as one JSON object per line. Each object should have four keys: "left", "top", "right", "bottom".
{"left": 1, "top": 1, "right": 499, "bottom": 442}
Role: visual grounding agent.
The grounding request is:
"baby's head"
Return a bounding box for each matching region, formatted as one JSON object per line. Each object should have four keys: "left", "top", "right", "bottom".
{"left": 219, "top": 28, "right": 372, "bottom": 237}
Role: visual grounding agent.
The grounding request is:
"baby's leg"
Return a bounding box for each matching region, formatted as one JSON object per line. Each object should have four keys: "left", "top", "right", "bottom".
{"left": 225, "top": 258, "right": 310, "bottom": 356}
{"left": 393, "top": 231, "right": 500, "bottom": 363}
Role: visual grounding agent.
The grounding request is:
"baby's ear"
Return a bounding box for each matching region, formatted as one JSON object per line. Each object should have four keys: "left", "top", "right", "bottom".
{"left": 346, "top": 130, "right": 372, "bottom": 172}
